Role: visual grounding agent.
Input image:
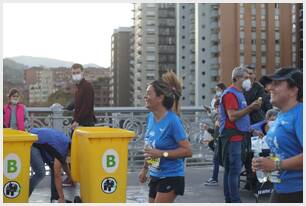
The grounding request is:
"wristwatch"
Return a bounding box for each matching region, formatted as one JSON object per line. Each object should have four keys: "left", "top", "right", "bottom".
{"left": 275, "top": 159, "right": 282, "bottom": 171}
{"left": 162, "top": 151, "right": 169, "bottom": 158}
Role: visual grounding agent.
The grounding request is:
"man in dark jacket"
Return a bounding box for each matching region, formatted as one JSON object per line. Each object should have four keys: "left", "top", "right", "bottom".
{"left": 243, "top": 65, "right": 272, "bottom": 124}
{"left": 70, "top": 63, "right": 95, "bottom": 129}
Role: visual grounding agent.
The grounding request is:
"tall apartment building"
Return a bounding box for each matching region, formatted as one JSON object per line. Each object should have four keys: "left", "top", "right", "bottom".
{"left": 219, "top": 3, "right": 302, "bottom": 85}
{"left": 110, "top": 27, "right": 133, "bottom": 106}
{"left": 296, "top": 4, "right": 303, "bottom": 69}
{"left": 132, "top": 3, "right": 176, "bottom": 106}
{"left": 176, "top": 4, "right": 196, "bottom": 106}
{"left": 177, "top": 3, "right": 219, "bottom": 106}
{"left": 93, "top": 77, "right": 110, "bottom": 107}
{"left": 177, "top": 3, "right": 303, "bottom": 106}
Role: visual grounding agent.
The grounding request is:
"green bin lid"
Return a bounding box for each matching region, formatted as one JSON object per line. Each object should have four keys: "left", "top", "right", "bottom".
{"left": 3, "top": 128, "right": 38, "bottom": 142}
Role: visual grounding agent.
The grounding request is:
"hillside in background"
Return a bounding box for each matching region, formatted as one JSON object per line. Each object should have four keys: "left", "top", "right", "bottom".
{"left": 8, "top": 56, "right": 101, "bottom": 68}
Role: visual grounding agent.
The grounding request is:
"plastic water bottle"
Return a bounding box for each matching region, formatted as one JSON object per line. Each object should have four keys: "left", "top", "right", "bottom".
{"left": 251, "top": 136, "right": 268, "bottom": 183}
{"left": 144, "top": 140, "right": 160, "bottom": 170}
{"left": 253, "top": 152, "right": 268, "bottom": 183}
{"left": 269, "top": 154, "right": 281, "bottom": 183}
{"left": 260, "top": 137, "right": 270, "bottom": 157}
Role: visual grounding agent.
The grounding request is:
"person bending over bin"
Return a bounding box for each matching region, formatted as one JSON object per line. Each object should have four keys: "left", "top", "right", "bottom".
{"left": 28, "top": 128, "right": 74, "bottom": 203}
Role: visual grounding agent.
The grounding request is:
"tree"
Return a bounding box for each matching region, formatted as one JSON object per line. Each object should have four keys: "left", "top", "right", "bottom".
{"left": 43, "top": 89, "right": 73, "bottom": 107}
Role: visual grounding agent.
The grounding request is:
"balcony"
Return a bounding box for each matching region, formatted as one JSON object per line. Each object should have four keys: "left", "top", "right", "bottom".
{"left": 28, "top": 104, "right": 214, "bottom": 171}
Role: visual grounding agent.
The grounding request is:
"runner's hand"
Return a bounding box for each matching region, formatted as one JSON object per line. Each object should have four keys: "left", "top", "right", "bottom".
{"left": 144, "top": 148, "right": 162, "bottom": 158}
{"left": 138, "top": 168, "right": 148, "bottom": 183}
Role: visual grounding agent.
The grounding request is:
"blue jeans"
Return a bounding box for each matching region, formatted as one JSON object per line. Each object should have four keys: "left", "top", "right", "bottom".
{"left": 223, "top": 141, "right": 242, "bottom": 203}
{"left": 29, "top": 146, "right": 58, "bottom": 200}
{"left": 211, "top": 146, "right": 219, "bottom": 181}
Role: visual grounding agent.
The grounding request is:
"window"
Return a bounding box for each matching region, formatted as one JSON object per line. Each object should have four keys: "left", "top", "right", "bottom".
{"left": 146, "top": 55, "right": 156, "bottom": 61}
{"left": 240, "top": 55, "right": 244, "bottom": 64}
{"left": 261, "top": 56, "right": 267, "bottom": 64}
{"left": 146, "top": 28, "right": 156, "bottom": 34}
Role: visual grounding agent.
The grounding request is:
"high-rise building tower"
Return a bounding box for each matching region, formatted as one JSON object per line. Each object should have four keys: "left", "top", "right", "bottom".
{"left": 132, "top": 3, "right": 176, "bottom": 106}
{"left": 110, "top": 27, "right": 133, "bottom": 106}
{"left": 176, "top": 3, "right": 303, "bottom": 106}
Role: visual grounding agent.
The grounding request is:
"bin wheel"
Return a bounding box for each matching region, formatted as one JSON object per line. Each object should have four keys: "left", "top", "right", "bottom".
{"left": 74, "top": 196, "right": 82, "bottom": 203}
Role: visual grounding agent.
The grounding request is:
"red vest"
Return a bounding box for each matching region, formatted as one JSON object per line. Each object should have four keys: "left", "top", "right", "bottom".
{"left": 3, "top": 103, "right": 26, "bottom": 131}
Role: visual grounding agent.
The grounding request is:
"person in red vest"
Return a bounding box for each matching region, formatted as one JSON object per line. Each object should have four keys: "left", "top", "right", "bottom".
{"left": 3, "top": 88, "right": 29, "bottom": 131}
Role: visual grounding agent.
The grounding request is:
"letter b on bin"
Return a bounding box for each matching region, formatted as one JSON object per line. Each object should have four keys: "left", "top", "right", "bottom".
{"left": 71, "top": 127, "right": 135, "bottom": 203}
{"left": 3, "top": 129, "right": 37, "bottom": 203}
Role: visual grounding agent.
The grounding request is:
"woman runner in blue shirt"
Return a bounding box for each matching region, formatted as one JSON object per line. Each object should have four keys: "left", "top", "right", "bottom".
{"left": 138, "top": 79, "right": 192, "bottom": 203}
{"left": 252, "top": 68, "right": 303, "bottom": 203}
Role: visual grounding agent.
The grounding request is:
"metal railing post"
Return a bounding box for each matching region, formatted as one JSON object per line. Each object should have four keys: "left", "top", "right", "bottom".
{"left": 50, "top": 103, "right": 64, "bottom": 131}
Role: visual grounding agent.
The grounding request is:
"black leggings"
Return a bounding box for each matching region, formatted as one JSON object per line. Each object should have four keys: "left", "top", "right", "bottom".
{"left": 270, "top": 190, "right": 303, "bottom": 203}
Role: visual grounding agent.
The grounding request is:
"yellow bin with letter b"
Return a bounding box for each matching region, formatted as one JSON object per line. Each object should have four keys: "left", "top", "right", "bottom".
{"left": 3, "top": 128, "right": 38, "bottom": 203}
{"left": 71, "top": 127, "right": 135, "bottom": 203}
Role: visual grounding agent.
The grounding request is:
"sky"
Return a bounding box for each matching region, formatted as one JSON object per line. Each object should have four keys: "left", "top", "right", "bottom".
{"left": 3, "top": 3, "right": 133, "bottom": 68}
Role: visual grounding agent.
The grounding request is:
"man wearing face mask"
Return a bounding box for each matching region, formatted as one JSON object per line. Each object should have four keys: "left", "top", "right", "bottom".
{"left": 208, "top": 82, "right": 226, "bottom": 111}
{"left": 70, "top": 63, "right": 95, "bottom": 130}
{"left": 3, "top": 88, "right": 29, "bottom": 131}
{"left": 243, "top": 65, "right": 272, "bottom": 125}
{"left": 219, "top": 65, "right": 262, "bottom": 203}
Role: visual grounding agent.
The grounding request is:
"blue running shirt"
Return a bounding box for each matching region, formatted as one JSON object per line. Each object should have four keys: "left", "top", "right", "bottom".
{"left": 265, "top": 103, "right": 303, "bottom": 193}
{"left": 145, "top": 111, "right": 187, "bottom": 178}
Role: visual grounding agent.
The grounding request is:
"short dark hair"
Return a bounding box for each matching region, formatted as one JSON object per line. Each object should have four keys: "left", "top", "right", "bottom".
{"left": 71, "top": 63, "right": 84, "bottom": 71}
{"left": 259, "top": 76, "right": 273, "bottom": 88}
{"left": 216, "top": 82, "right": 226, "bottom": 91}
{"left": 150, "top": 80, "right": 175, "bottom": 110}
{"left": 245, "top": 64, "right": 256, "bottom": 70}
{"left": 286, "top": 69, "right": 303, "bottom": 102}
{"left": 8, "top": 88, "right": 20, "bottom": 98}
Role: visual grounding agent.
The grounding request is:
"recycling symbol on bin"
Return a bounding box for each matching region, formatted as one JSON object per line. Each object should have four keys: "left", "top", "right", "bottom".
{"left": 3, "top": 181, "right": 21, "bottom": 199}
{"left": 101, "top": 177, "right": 117, "bottom": 194}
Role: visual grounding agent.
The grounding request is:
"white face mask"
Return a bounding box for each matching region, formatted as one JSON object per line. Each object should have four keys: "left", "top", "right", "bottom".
{"left": 11, "top": 99, "right": 18, "bottom": 105}
{"left": 216, "top": 91, "right": 222, "bottom": 97}
{"left": 72, "top": 74, "right": 83, "bottom": 82}
{"left": 242, "top": 79, "right": 252, "bottom": 91}
{"left": 267, "top": 121, "right": 274, "bottom": 128}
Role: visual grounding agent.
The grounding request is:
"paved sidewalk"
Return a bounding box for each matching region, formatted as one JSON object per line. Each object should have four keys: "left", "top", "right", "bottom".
{"left": 29, "top": 166, "right": 270, "bottom": 203}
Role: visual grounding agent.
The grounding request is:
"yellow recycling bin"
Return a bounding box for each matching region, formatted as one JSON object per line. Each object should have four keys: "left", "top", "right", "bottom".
{"left": 3, "top": 128, "right": 38, "bottom": 203}
{"left": 71, "top": 127, "right": 135, "bottom": 203}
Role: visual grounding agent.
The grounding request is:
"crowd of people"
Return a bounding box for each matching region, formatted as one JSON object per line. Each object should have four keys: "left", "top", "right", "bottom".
{"left": 3, "top": 63, "right": 303, "bottom": 203}
{"left": 201, "top": 66, "right": 303, "bottom": 203}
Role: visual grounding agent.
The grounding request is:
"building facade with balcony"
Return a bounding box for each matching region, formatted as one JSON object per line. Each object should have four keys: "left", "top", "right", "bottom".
{"left": 176, "top": 3, "right": 303, "bottom": 106}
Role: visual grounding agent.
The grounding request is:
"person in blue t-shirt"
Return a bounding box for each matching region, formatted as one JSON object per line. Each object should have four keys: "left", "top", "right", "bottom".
{"left": 252, "top": 68, "right": 303, "bottom": 203}
{"left": 29, "top": 128, "right": 73, "bottom": 203}
{"left": 138, "top": 79, "right": 192, "bottom": 203}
